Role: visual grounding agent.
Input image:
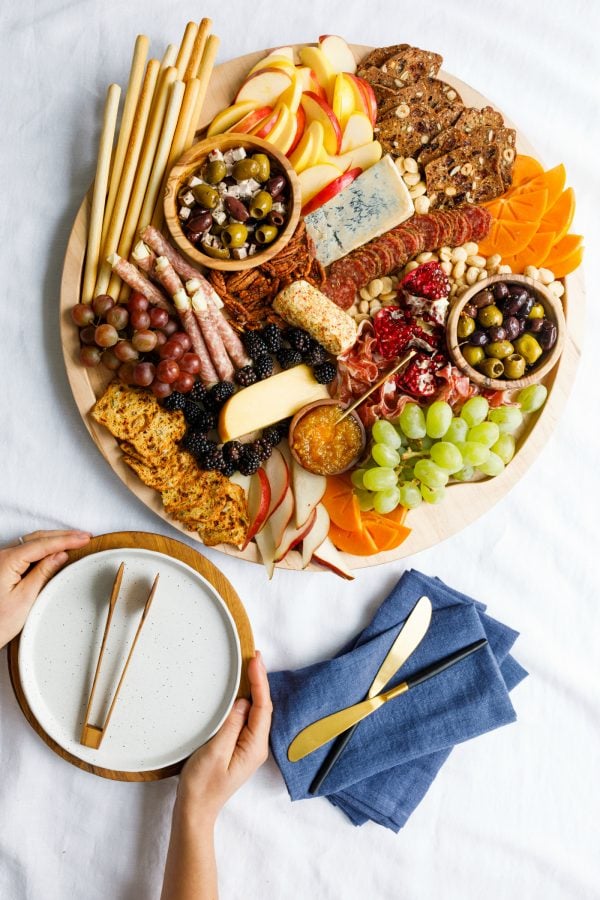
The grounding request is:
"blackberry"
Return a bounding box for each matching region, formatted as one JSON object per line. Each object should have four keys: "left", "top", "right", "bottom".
{"left": 275, "top": 418, "right": 292, "bottom": 441}
{"left": 205, "top": 381, "right": 235, "bottom": 411}
{"left": 223, "top": 440, "right": 244, "bottom": 465}
{"left": 276, "top": 347, "right": 302, "bottom": 370}
{"left": 181, "top": 430, "right": 212, "bottom": 458}
{"left": 313, "top": 362, "right": 337, "bottom": 384}
{"left": 254, "top": 354, "right": 274, "bottom": 380}
{"left": 162, "top": 391, "right": 186, "bottom": 411}
{"left": 262, "top": 425, "right": 282, "bottom": 447}
{"left": 251, "top": 438, "right": 272, "bottom": 462}
{"left": 238, "top": 446, "right": 262, "bottom": 476}
{"left": 283, "top": 327, "right": 311, "bottom": 353}
{"left": 198, "top": 444, "right": 225, "bottom": 472}
{"left": 183, "top": 399, "right": 206, "bottom": 425}
{"left": 189, "top": 382, "right": 207, "bottom": 404}
{"left": 242, "top": 331, "right": 268, "bottom": 360}
{"left": 221, "top": 461, "right": 236, "bottom": 478}
{"left": 260, "top": 323, "right": 283, "bottom": 353}
{"left": 194, "top": 409, "right": 216, "bottom": 433}
{"left": 235, "top": 366, "right": 257, "bottom": 388}
{"left": 303, "top": 340, "right": 328, "bottom": 366}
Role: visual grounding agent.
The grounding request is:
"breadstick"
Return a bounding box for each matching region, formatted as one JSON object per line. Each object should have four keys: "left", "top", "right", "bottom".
{"left": 102, "top": 35, "right": 149, "bottom": 245}
{"left": 186, "top": 34, "right": 220, "bottom": 147}
{"left": 94, "top": 58, "right": 160, "bottom": 297}
{"left": 184, "top": 18, "right": 211, "bottom": 81}
{"left": 174, "top": 22, "right": 197, "bottom": 81}
{"left": 81, "top": 83, "right": 121, "bottom": 305}
{"left": 160, "top": 43, "right": 177, "bottom": 71}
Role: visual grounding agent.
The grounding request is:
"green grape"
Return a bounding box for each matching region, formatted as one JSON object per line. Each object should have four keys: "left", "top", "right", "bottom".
{"left": 420, "top": 483, "right": 446, "bottom": 504}
{"left": 355, "top": 490, "right": 375, "bottom": 511}
{"left": 414, "top": 459, "right": 449, "bottom": 488}
{"left": 456, "top": 441, "right": 491, "bottom": 467}
{"left": 394, "top": 426, "right": 408, "bottom": 446}
{"left": 477, "top": 451, "right": 505, "bottom": 477}
{"left": 373, "top": 487, "right": 401, "bottom": 514}
{"left": 430, "top": 441, "right": 463, "bottom": 474}
{"left": 371, "top": 419, "right": 402, "bottom": 448}
{"left": 399, "top": 483, "right": 422, "bottom": 509}
{"left": 363, "top": 467, "right": 398, "bottom": 491}
{"left": 371, "top": 443, "right": 400, "bottom": 468}
{"left": 518, "top": 384, "right": 548, "bottom": 413}
{"left": 453, "top": 466, "right": 476, "bottom": 482}
{"left": 488, "top": 406, "right": 524, "bottom": 434}
{"left": 444, "top": 417, "right": 468, "bottom": 445}
{"left": 399, "top": 403, "right": 426, "bottom": 439}
{"left": 460, "top": 396, "right": 490, "bottom": 427}
{"left": 425, "top": 401, "right": 453, "bottom": 439}
{"left": 351, "top": 468, "right": 366, "bottom": 489}
{"left": 467, "top": 422, "right": 500, "bottom": 447}
{"left": 491, "top": 434, "right": 515, "bottom": 464}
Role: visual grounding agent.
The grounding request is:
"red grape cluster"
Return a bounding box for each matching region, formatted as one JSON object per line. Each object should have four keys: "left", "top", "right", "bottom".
{"left": 72, "top": 293, "right": 202, "bottom": 398}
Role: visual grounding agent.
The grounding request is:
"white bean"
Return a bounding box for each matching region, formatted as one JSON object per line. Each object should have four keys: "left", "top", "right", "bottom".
{"left": 477, "top": 270, "right": 488, "bottom": 281}
{"left": 524, "top": 265, "right": 539, "bottom": 280}
{"left": 405, "top": 260, "right": 419, "bottom": 272}
{"left": 439, "top": 246, "right": 452, "bottom": 261}
{"left": 380, "top": 291, "right": 397, "bottom": 302}
{"left": 369, "top": 300, "right": 382, "bottom": 314}
{"left": 394, "top": 156, "right": 406, "bottom": 174}
{"left": 368, "top": 278, "right": 383, "bottom": 298}
{"left": 358, "top": 300, "right": 370, "bottom": 314}
{"left": 452, "top": 260, "right": 466, "bottom": 279}
{"left": 359, "top": 287, "right": 371, "bottom": 301}
{"left": 404, "top": 157, "right": 419, "bottom": 174}
{"left": 414, "top": 195, "right": 431, "bottom": 215}
{"left": 409, "top": 183, "right": 427, "bottom": 198}
{"left": 466, "top": 266, "right": 480, "bottom": 285}
{"left": 497, "top": 264, "right": 512, "bottom": 274}
{"left": 463, "top": 242, "right": 479, "bottom": 256}
{"left": 466, "top": 255, "right": 486, "bottom": 268}
{"left": 450, "top": 283, "right": 458, "bottom": 297}
{"left": 440, "top": 260, "right": 452, "bottom": 275}
{"left": 416, "top": 251, "right": 433, "bottom": 263}
{"left": 451, "top": 247, "right": 468, "bottom": 263}
{"left": 485, "top": 254, "right": 502, "bottom": 268}
{"left": 403, "top": 172, "right": 421, "bottom": 186}
{"left": 538, "top": 267, "right": 555, "bottom": 285}
{"left": 380, "top": 276, "right": 393, "bottom": 293}
{"left": 549, "top": 280, "right": 565, "bottom": 297}
{"left": 347, "top": 303, "right": 358, "bottom": 317}
{"left": 356, "top": 313, "right": 371, "bottom": 323}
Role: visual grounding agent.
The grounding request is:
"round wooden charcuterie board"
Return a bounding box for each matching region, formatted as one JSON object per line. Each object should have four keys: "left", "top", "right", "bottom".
{"left": 59, "top": 44, "right": 584, "bottom": 572}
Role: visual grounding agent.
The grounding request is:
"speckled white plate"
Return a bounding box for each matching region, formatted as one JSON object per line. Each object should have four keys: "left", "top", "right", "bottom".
{"left": 18, "top": 548, "right": 241, "bottom": 772}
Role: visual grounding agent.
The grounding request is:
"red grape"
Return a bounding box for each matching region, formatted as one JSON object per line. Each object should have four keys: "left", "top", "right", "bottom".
{"left": 95, "top": 324, "right": 119, "bottom": 348}
{"left": 101, "top": 349, "right": 121, "bottom": 371}
{"left": 114, "top": 340, "right": 139, "bottom": 362}
{"left": 80, "top": 325, "right": 97, "bottom": 345}
{"left": 172, "top": 332, "right": 192, "bottom": 352}
{"left": 151, "top": 380, "right": 172, "bottom": 398}
{"left": 162, "top": 318, "right": 178, "bottom": 336}
{"left": 156, "top": 359, "right": 180, "bottom": 384}
{"left": 130, "top": 309, "right": 151, "bottom": 330}
{"left": 118, "top": 362, "right": 137, "bottom": 384}
{"left": 71, "top": 304, "right": 95, "bottom": 326}
{"left": 149, "top": 307, "right": 169, "bottom": 329}
{"left": 132, "top": 329, "right": 158, "bottom": 353}
{"left": 179, "top": 352, "right": 201, "bottom": 374}
{"left": 173, "top": 372, "right": 195, "bottom": 393}
{"left": 80, "top": 346, "right": 101, "bottom": 367}
{"left": 93, "top": 294, "right": 115, "bottom": 317}
{"left": 128, "top": 292, "right": 148, "bottom": 313}
{"left": 160, "top": 339, "right": 184, "bottom": 360}
{"left": 106, "top": 306, "right": 129, "bottom": 330}
{"left": 154, "top": 331, "right": 167, "bottom": 347}
{"left": 133, "top": 362, "right": 156, "bottom": 387}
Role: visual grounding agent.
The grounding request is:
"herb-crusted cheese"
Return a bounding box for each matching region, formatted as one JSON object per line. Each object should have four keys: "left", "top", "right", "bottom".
{"left": 304, "top": 155, "right": 415, "bottom": 267}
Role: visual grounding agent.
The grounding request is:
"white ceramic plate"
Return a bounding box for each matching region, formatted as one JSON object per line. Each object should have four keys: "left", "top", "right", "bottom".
{"left": 18, "top": 548, "right": 241, "bottom": 772}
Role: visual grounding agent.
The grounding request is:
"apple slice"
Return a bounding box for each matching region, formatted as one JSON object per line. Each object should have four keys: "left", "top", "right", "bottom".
{"left": 298, "top": 163, "right": 344, "bottom": 207}
{"left": 268, "top": 484, "right": 294, "bottom": 549}
{"left": 287, "top": 105, "right": 306, "bottom": 157}
{"left": 300, "top": 92, "right": 342, "bottom": 154}
{"left": 301, "top": 166, "right": 362, "bottom": 215}
{"left": 248, "top": 55, "right": 296, "bottom": 78}
{"left": 291, "top": 457, "right": 326, "bottom": 527}
{"left": 266, "top": 46, "right": 295, "bottom": 63}
{"left": 235, "top": 68, "right": 292, "bottom": 106}
{"left": 242, "top": 468, "right": 271, "bottom": 550}
{"left": 255, "top": 523, "right": 277, "bottom": 579}
{"left": 207, "top": 101, "right": 266, "bottom": 136}
{"left": 357, "top": 77, "right": 377, "bottom": 128}
{"left": 264, "top": 103, "right": 296, "bottom": 153}
{"left": 332, "top": 73, "right": 358, "bottom": 130}
{"left": 295, "top": 66, "right": 327, "bottom": 100}
{"left": 340, "top": 112, "right": 373, "bottom": 153}
{"left": 319, "top": 35, "right": 357, "bottom": 75}
{"left": 228, "top": 105, "right": 273, "bottom": 135}
{"left": 274, "top": 506, "right": 317, "bottom": 563}
{"left": 289, "top": 120, "right": 325, "bottom": 173}
{"left": 299, "top": 46, "right": 336, "bottom": 99}
{"left": 327, "top": 141, "right": 382, "bottom": 174}
{"left": 263, "top": 447, "right": 290, "bottom": 519}
{"left": 343, "top": 74, "right": 377, "bottom": 127}
{"left": 279, "top": 69, "right": 303, "bottom": 113}
{"left": 301, "top": 504, "right": 330, "bottom": 567}
{"left": 252, "top": 107, "right": 280, "bottom": 138}
{"left": 312, "top": 535, "right": 355, "bottom": 579}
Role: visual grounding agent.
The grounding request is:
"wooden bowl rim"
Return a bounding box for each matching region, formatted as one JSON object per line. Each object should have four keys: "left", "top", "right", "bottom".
{"left": 164, "top": 133, "right": 301, "bottom": 272}
{"left": 446, "top": 273, "right": 566, "bottom": 391}
{"left": 289, "top": 398, "right": 367, "bottom": 475}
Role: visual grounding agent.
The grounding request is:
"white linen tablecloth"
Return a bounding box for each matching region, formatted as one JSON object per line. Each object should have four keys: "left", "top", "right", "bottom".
{"left": 1, "top": 1, "right": 599, "bottom": 897}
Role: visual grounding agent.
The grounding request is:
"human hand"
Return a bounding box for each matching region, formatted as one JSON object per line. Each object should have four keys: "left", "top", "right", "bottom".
{"left": 178, "top": 651, "right": 272, "bottom": 824}
{"left": 0, "top": 530, "right": 91, "bottom": 649}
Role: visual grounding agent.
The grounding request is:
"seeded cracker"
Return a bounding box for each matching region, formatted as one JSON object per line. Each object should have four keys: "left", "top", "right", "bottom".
{"left": 90, "top": 382, "right": 159, "bottom": 440}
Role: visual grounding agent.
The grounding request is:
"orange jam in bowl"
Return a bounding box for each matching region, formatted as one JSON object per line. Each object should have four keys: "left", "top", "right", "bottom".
{"left": 290, "top": 401, "right": 365, "bottom": 476}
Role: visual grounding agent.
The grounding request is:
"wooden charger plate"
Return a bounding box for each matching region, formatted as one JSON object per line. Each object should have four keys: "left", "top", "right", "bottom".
{"left": 8, "top": 532, "right": 254, "bottom": 781}
{"left": 59, "top": 45, "right": 584, "bottom": 572}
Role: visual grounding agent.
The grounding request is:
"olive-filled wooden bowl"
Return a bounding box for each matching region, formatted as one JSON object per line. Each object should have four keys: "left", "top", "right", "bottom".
{"left": 446, "top": 273, "right": 566, "bottom": 391}
{"left": 164, "top": 133, "right": 301, "bottom": 272}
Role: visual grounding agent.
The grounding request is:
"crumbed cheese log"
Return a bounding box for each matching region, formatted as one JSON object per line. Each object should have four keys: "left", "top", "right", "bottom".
{"left": 140, "top": 225, "right": 204, "bottom": 283}
{"left": 107, "top": 253, "right": 171, "bottom": 310}
{"left": 273, "top": 280, "right": 358, "bottom": 355}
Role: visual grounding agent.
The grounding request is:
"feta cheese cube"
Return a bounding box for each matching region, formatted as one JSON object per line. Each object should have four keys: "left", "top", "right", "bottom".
{"left": 208, "top": 149, "right": 224, "bottom": 161}
{"left": 213, "top": 209, "right": 227, "bottom": 225}
{"left": 181, "top": 191, "right": 195, "bottom": 206}
{"left": 188, "top": 175, "right": 203, "bottom": 187}
{"left": 231, "top": 146, "right": 247, "bottom": 161}
{"left": 232, "top": 246, "right": 248, "bottom": 260}
{"left": 179, "top": 206, "right": 191, "bottom": 220}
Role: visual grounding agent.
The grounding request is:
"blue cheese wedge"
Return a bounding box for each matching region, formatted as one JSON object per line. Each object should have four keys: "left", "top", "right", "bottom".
{"left": 304, "top": 155, "right": 414, "bottom": 267}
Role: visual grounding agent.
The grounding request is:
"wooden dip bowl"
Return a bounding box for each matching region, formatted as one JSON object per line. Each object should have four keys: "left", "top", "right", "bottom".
{"left": 164, "top": 133, "right": 301, "bottom": 272}
{"left": 446, "top": 273, "right": 566, "bottom": 391}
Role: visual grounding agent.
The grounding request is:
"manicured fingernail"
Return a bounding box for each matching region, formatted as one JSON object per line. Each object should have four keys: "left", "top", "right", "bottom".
{"left": 234, "top": 698, "right": 250, "bottom": 713}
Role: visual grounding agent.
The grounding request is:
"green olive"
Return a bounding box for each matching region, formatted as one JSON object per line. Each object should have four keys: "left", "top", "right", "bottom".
{"left": 210, "top": 223, "right": 224, "bottom": 236}
{"left": 233, "top": 158, "right": 260, "bottom": 181}
{"left": 192, "top": 183, "right": 219, "bottom": 209}
{"left": 255, "top": 223, "right": 279, "bottom": 245}
{"left": 457, "top": 314, "right": 476, "bottom": 339}
{"left": 249, "top": 190, "right": 273, "bottom": 219}
{"left": 462, "top": 345, "right": 486, "bottom": 367}
{"left": 221, "top": 223, "right": 248, "bottom": 249}
{"left": 252, "top": 153, "right": 271, "bottom": 182}
{"left": 513, "top": 333, "right": 543, "bottom": 366}
{"left": 528, "top": 303, "right": 545, "bottom": 319}
{"left": 201, "top": 244, "right": 231, "bottom": 260}
{"left": 477, "top": 358, "right": 504, "bottom": 379}
{"left": 203, "top": 160, "right": 227, "bottom": 184}
{"left": 477, "top": 304, "right": 503, "bottom": 328}
{"left": 485, "top": 340, "right": 514, "bottom": 360}
{"left": 503, "top": 353, "right": 527, "bottom": 379}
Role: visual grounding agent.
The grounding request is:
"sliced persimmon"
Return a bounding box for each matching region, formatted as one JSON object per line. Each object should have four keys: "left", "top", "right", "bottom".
{"left": 478, "top": 218, "right": 539, "bottom": 257}
{"left": 514, "top": 164, "right": 566, "bottom": 211}
{"left": 496, "top": 188, "right": 548, "bottom": 225}
{"left": 328, "top": 520, "right": 379, "bottom": 556}
{"left": 541, "top": 232, "right": 583, "bottom": 266}
{"left": 381, "top": 505, "right": 409, "bottom": 526}
{"left": 510, "top": 154, "right": 544, "bottom": 187}
{"left": 501, "top": 231, "right": 556, "bottom": 273}
{"left": 362, "top": 512, "right": 411, "bottom": 552}
{"left": 538, "top": 188, "right": 575, "bottom": 244}
{"left": 322, "top": 475, "right": 362, "bottom": 532}
{"left": 546, "top": 245, "right": 584, "bottom": 278}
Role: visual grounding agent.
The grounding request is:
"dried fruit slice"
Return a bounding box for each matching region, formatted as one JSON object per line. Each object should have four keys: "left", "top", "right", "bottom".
{"left": 542, "top": 233, "right": 584, "bottom": 270}
{"left": 545, "top": 245, "right": 584, "bottom": 278}
{"left": 510, "top": 154, "right": 544, "bottom": 187}
{"left": 492, "top": 188, "right": 548, "bottom": 225}
{"left": 538, "top": 188, "right": 575, "bottom": 244}
{"left": 321, "top": 475, "right": 362, "bottom": 532}
{"left": 478, "top": 218, "right": 539, "bottom": 257}
{"left": 361, "top": 512, "right": 411, "bottom": 552}
{"left": 328, "top": 520, "right": 379, "bottom": 555}
{"left": 501, "top": 231, "right": 556, "bottom": 273}
{"left": 513, "top": 163, "right": 566, "bottom": 211}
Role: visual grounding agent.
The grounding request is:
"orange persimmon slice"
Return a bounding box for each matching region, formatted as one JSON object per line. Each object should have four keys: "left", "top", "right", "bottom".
{"left": 328, "top": 520, "right": 379, "bottom": 556}
{"left": 495, "top": 188, "right": 548, "bottom": 225}
{"left": 538, "top": 188, "right": 575, "bottom": 244}
{"left": 322, "top": 475, "right": 362, "bottom": 533}
{"left": 513, "top": 164, "right": 566, "bottom": 211}
{"left": 546, "top": 245, "right": 584, "bottom": 278}
{"left": 542, "top": 234, "right": 584, "bottom": 270}
{"left": 478, "top": 218, "right": 539, "bottom": 257}
{"left": 361, "top": 512, "right": 411, "bottom": 552}
{"left": 501, "top": 231, "right": 556, "bottom": 273}
{"left": 381, "top": 505, "right": 409, "bottom": 526}
{"left": 510, "top": 154, "right": 544, "bottom": 187}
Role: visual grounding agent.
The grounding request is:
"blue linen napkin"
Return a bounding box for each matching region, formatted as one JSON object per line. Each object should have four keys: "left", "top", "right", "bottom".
{"left": 268, "top": 569, "right": 527, "bottom": 831}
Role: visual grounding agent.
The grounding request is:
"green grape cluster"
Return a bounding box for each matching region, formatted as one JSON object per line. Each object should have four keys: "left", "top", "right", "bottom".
{"left": 351, "top": 385, "right": 548, "bottom": 514}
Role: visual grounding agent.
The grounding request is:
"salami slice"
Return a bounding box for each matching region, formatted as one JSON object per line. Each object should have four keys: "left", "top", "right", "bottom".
{"left": 107, "top": 254, "right": 171, "bottom": 310}
{"left": 463, "top": 205, "right": 492, "bottom": 241}
{"left": 153, "top": 256, "right": 185, "bottom": 298}
{"left": 207, "top": 301, "right": 251, "bottom": 369}
{"left": 141, "top": 225, "right": 205, "bottom": 284}
{"left": 179, "top": 308, "right": 219, "bottom": 385}
{"left": 449, "top": 210, "right": 471, "bottom": 247}
{"left": 322, "top": 274, "right": 357, "bottom": 310}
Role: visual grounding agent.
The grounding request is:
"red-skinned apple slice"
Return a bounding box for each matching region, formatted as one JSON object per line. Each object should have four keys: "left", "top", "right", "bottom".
{"left": 248, "top": 56, "right": 296, "bottom": 77}
{"left": 301, "top": 504, "right": 331, "bottom": 568}
{"left": 286, "top": 106, "right": 306, "bottom": 157}
{"left": 242, "top": 468, "right": 271, "bottom": 550}
{"left": 343, "top": 74, "right": 377, "bottom": 127}
{"left": 357, "top": 77, "right": 377, "bottom": 127}
{"left": 299, "top": 46, "right": 336, "bottom": 99}
{"left": 295, "top": 66, "right": 327, "bottom": 101}
{"left": 235, "top": 67, "right": 292, "bottom": 106}
{"left": 267, "top": 46, "right": 295, "bottom": 62}
{"left": 312, "top": 535, "right": 355, "bottom": 579}
{"left": 274, "top": 506, "right": 317, "bottom": 562}
{"left": 268, "top": 484, "right": 294, "bottom": 549}
{"left": 318, "top": 35, "right": 357, "bottom": 74}
{"left": 263, "top": 447, "right": 290, "bottom": 518}
{"left": 207, "top": 101, "right": 267, "bottom": 136}
{"left": 252, "top": 108, "right": 280, "bottom": 138}
{"left": 291, "top": 457, "right": 326, "bottom": 527}
{"left": 228, "top": 105, "right": 273, "bottom": 134}
{"left": 300, "top": 91, "right": 342, "bottom": 154}
{"left": 301, "top": 166, "right": 362, "bottom": 215}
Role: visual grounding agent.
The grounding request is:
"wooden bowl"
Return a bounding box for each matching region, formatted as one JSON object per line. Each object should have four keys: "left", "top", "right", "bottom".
{"left": 289, "top": 399, "right": 367, "bottom": 476}
{"left": 164, "top": 133, "right": 301, "bottom": 272}
{"left": 446, "top": 274, "right": 566, "bottom": 391}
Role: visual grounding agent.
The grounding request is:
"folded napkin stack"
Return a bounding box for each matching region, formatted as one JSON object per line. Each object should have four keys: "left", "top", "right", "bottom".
{"left": 268, "top": 569, "right": 527, "bottom": 831}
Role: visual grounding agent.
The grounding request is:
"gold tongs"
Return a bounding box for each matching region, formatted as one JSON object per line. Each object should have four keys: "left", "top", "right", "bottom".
{"left": 80, "top": 562, "right": 159, "bottom": 749}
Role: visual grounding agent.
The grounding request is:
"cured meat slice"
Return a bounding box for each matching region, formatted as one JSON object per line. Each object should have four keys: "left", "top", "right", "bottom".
{"left": 450, "top": 210, "right": 472, "bottom": 247}
{"left": 179, "top": 308, "right": 219, "bottom": 385}
{"left": 107, "top": 253, "right": 171, "bottom": 310}
{"left": 207, "top": 301, "right": 251, "bottom": 369}
{"left": 462, "top": 205, "right": 492, "bottom": 241}
{"left": 154, "top": 256, "right": 185, "bottom": 298}
{"left": 322, "top": 273, "right": 357, "bottom": 310}
{"left": 141, "top": 225, "right": 204, "bottom": 284}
